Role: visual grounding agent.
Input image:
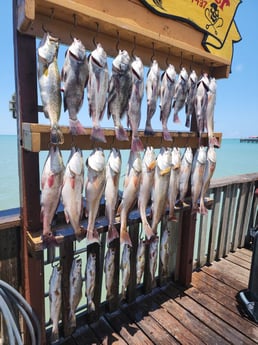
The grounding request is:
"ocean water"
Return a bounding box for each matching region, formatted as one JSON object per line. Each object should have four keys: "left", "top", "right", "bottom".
{"left": 1, "top": 135, "right": 258, "bottom": 211}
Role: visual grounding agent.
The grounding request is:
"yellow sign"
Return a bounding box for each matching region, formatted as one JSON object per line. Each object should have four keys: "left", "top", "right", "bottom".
{"left": 141, "top": 0, "right": 242, "bottom": 62}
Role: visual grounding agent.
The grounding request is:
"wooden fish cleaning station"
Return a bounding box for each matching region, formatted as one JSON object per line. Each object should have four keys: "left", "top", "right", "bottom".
{"left": 5, "top": 0, "right": 257, "bottom": 344}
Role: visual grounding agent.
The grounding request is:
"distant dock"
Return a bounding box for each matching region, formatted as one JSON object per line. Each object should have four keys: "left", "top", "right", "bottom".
{"left": 240, "top": 136, "right": 258, "bottom": 143}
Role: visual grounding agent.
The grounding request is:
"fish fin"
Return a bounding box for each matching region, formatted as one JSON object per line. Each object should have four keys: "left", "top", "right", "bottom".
{"left": 199, "top": 203, "right": 208, "bottom": 215}
{"left": 120, "top": 230, "right": 132, "bottom": 247}
{"left": 163, "top": 129, "right": 172, "bottom": 141}
{"left": 209, "top": 136, "right": 220, "bottom": 148}
{"left": 63, "top": 96, "right": 68, "bottom": 112}
{"left": 173, "top": 112, "right": 181, "bottom": 123}
{"left": 68, "top": 311, "right": 76, "bottom": 329}
{"left": 69, "top": 176, "right": 75, "bottom": 189}
{"left": 147, "top": 160, "right": 156, "bottom": 171}
{"left": 144, "top": 125, "right": 154, "bottom": 136}
{"left": 131, "top": 136, "right": 144, "bottom": 152}
{"left": 47, "top": 174, "right": 55, "bottom": 188}
{"left": 116, "top": 201, "right": 122, "bottom": 216}
{"left": 51, "top": 326, "right": 60, "bottom": 344}
{"left": 86, "top": 229, "right": 100, "bottom": 246}
{"left": 75, "top": 226, "right": 86, "bottom": 242}
{"left": 91, "top": 126, "right": 107, "bottom": 143}
{"left": 160, "top": 167, "right": 171, "bottom": 176}
{"left": 50, "top": 126, "right": 64, "bottom": 145}
{"left": 88, "top": 300, "right": 95, "bottom": 312}
{"left": 107, "top": 225, "right": 119, "bottom": 245}
{"left": 185, "top": 115, "right": 190, "bottom": 128}
{"left": 64, "top": 209, "right": 70, "bottom": 224}
{"left": 142, "top": 221, "right": 154, "bottom": 240}
{"left": 69, "top": 119, "right": 86, "bottom": 136}
{"left": 115, "top": 126, "right": 129, "bottom": 141}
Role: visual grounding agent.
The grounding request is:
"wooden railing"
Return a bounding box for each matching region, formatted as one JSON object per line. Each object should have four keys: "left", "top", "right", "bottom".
{"left": 1, "top": 172, "right": 258, "bottom": 343}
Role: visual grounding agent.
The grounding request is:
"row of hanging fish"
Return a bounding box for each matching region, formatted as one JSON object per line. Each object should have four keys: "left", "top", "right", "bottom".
{"left": 49, "top": 224, "right": 170, "bottom": 342}
{"left": 40, "top": 144, "right": 216, "bottom": 248}
{"left": 37, "top": 33, "right": 219, "bottom": 151}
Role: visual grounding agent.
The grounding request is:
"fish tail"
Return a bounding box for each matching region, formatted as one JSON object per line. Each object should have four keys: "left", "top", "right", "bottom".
{"left": 107, "top": 225, "right": 119, "bottom": 245}
{"left": 91, "top": 126, "right": 107, "bottom": 143}
{"left": 115, "top": 126, "right": 128, "bottom": 141}
{"left": 209, "top": 135, "right": 220, "bottom": 148}
{"left": 131, "top": 136, "right": 144, "bottom": 152}
{"left": 75, "top": 226, "right": 86, "bottom": 242}
{"left": 163, "top": 129, "right": 172, "bottom": 141}
{"left": 86, "top": 229, "right": 100, "bottom": 246}
{"left": 199, "top": 200, "right": 208, "bottom": 215}
{"left": 120, "top": 230, "right": 132, "bottom": 247}
{"left": 173, "top": 112, "right": 181, "bottom": 123}
{"left": 185, "top": 115, "right": 190, "bottom": 128}
{"left": 50, "top": 126, "right": 64, "bottom": 145}
{"left": 88, "top": 299, "right": 95, "bottom": 312}
{"left": 51, "top": 324, "right": 59, "bottom": 343}
{"left": 142, "top": 221, "right": 154, "bottom": 240}
{"left": 69, "top": 119, "right": 86, "bottom": 135}
{"left": 68, "top": 311, "right": 76, "bottom": 329}
{"left": 144, "top": 124, "right": 154, "bottom": 136}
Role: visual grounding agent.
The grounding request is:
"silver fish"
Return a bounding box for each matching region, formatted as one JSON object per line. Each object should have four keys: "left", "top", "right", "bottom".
{"left": 85, "top": 148, "right": 106, "bottom": 245}
{"left": 104, "top": 247, "right": 116, "bottom": 300}
{"left": 69, "top": 258, "right": 83, "bottom": 328}
{"left": 179, "top": 147, "right": 193, "bottom": 204}
{"left": 128, "top": 56, "right": 144, "bottom": 152}
{"left": 191, "top": 146, "right": 207, "bottom": 212}
{"left": 105, "top": 148, "right": 121, "bottom": 245}
{"left": 160, "top": 64, "right": 177, "bottom": 141}
{"left": 117, "top": 150, "right": 142, "bottom": 246}
{"left": 168, "top": 147, "right": 181, "bottom": 221}
{"left": 49, "top": 264, "right": 62, "bottom": 343}
{"left": 173, "top": 67, "right": 188, "bottom": 123}
{"left": 199, "top": 146, "right": 216, "bottom": 214}
{"left": 38, "top": 32, "right": 63, "bottom": 145}
{"left": 144, "top": 60, "right": 160, "bottom": 135}
{"left": 194, "top": 74, "right": 210, "bottom": 141}
{"left": 160, "top": 228, "right": 170, "bottom": 277}
{"left": 185, "top": 70, "right": 198, "bottom": 128}
{"left": 151, "top": 147, "right": 172, "bottom": 234}
{"left": 136, "top": 239, "right": 146, "bottom": 284}
{"left": 149, "top": 236, "right": 159, "bottom": 287}
{"left": 108, "top": 50, "right": 132, "bottom": 141}
{"left": 206, "top": 77, "right": 220, "bottom": 147}
{"left": 88, "top": 43, "right": 109, "bottom": 143}
{"left": 121, "top": 244, "right": 131, "bottom": 300}
{"left": 40, "top": 146, "right": 64, "bottom": 244}
{"left": 61, "top": 147, "right": 85, "bottom": 241}
{"left": 138, "top": 147, "right": 156, "bottom": 239}
{"left": 85, "top": 252, "right": 96, "bottom": 311}
{"left": 61, "top": 38, "right": 88, "bottom": 135}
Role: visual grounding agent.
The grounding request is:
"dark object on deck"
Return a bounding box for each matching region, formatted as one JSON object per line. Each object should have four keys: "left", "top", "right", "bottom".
{"left": 245, "top": 226, "right": 258, "bottom": 250}
{"left": 237, "top": 231, "right": 258, "bottom": 323}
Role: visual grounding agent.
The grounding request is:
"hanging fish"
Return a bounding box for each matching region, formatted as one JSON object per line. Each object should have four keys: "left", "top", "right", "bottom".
{"left": 144, "top": 60, "right": 160, "bottom": 135}
{"left": 49, "top": 264, "right": 62, "bottom": 343}
{"left": 160, "top": 228, "right": 170, "bottom": 277}
{"left": 85, "top": 148, "right": 106, "bottom": 245}
{"left": 38, "top": 32, "right": 63, "bottom": 144}
{"left": 104, "top": 247, "right": 116, "bottom": 300}
{"left": 199, "top": 146, "right": 216, "bottom": 215}
{"left": 69, "top": 257, "right": 83, "bottom": 328}
{"left": 121, "top": 244, "right": 131, "bottom": 300}
{"left": 127, "top": 56, "right": 144, "bottom": 152}
{"left": 40, "top": 146, "right": 64, "bottom": 244}
{"left": 194, "top": 74, "right": 210, "bottom": 141}
{"left": 138, "top": 146, "right": 156, "bottom": 240}
{"left": 206, "top": 77, "right": 220, "bottom": 147}
{"left": 168, "top": 147, "right": 181, "bottom": 221}
{"left": 61, "top": 38, "right": 89, "bottom": 135}
{"left": 160, "top": 64, "right": 177, "bottom": 141}
{"left": 85, "top": 252, "right": 96, "bottom": 312}
{"left": 117, "top": 150, "right": 142, "bottom": 246}
{"left": 61, "top": 147, "right": 85, "bottom": 241}
{"left": 136, "top": 239, "right": 146, "bottom": 284}
{"left": 185, "top": 70, "right": 198, "bottom": 128}
{"left": 151, "top": 147, "right": 172, "bottom": 235}
{"left": 178, "top": 147, "right": 193, "bottom": 205}
{"left": 191, "top": 146, "right": 207, "bottom": 213}
{"left": 104, "top": 148, "right": 121, "bottom": 245}
{"left": 172, "top": 67, "right": 188, "bottom": 123}
{"left": 87, "top": 43, "right": 109, "bottom": 143}
{"left": 149, "top": 236, "right": 159, "bottom": 287}
{"left": 108, "top": 50, "right": 132, "bottom": 141}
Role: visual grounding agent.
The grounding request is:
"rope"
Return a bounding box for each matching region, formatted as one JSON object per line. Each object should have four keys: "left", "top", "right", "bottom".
{"left": 0, "top": 280, "right": 41, "bottom": 345}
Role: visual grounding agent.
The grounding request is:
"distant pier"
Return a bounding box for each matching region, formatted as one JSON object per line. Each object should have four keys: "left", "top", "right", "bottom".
{"left": 240, "top": 137, "right": 258, "bottom": 143}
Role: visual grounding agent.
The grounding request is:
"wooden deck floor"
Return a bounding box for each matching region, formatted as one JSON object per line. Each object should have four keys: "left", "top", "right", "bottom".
{"left": 61, "top": 248, "right": 258, "bottom": 345}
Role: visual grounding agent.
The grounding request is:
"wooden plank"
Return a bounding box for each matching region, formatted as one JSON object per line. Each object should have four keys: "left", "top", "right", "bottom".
{"left": 89, "top": 316, "right": 127, "bottom": 344}
{"left": 22, "top": 123, "right": 222, "bottom": 152}
{"left": 240, "top": 182, "right": 255, "bottom": 247}
{"left": 225, "top": 253, "right": 251, "bottom": 270}
{"left": 70, "top": 324, "right": 99, "bottom": 345}
{"left": 224, "top": 183, "right": 238, "bottom": 254}
{"left": 196, "top": 212, "right": 208, "bottom": 267}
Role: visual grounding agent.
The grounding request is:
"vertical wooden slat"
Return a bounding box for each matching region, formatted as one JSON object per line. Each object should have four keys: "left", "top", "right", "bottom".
{"left": 13, "top": 1, "right": 45, "bottom": 343}
{"left": 232, "top": 183, "right": 248, "bottom": 251}
{"left": 127, "top": 223, "right": 139, "bottom": 303}
{"left": 196, "top": 212, "right": 208, "bottom": 267}
{"left": 207, "top": 187, "right": 221, "bottom": 264}
{"left": 239, "top": 182, "right": 255, "bottom": 247}
{"left": 224, "top": 184, "right": 238, "bottom": 255}
{"left": 171, "top": 211, "right": 183, "bottom": 282}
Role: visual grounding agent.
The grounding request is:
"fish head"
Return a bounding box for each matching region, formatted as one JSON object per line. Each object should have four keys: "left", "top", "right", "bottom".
{"left": 180, "top": 67, "right": 188, "bottom": 82}
{"left": 184, "top": 147, "right": 193, "bottom": 164}
{"left": 157, "top": 147, "right": 172, "bottom": 171}
{"left": 69, "top": 38, "right": 86, "bottom": 61}
{"left": 207, "top": 146, "right": 216, "bottom": 163}
{"left": 197, "top": 146, "right": 207, "bottom": 164}
{"left": 172, "top": 147, "right": 181, "bottom": 168}
{"left": 108, "top": 148, "right": 122, "bottom": 173}
{"left": 131, "top": 56, "right": 144, "bottom": 80}
{"left": 72, "top": 257, "right": 82, "bottom": 274}
{"left": 189, "top": 70, "right": 198, "bottom": 84}
{"left": 166, "top": 64, "right": 177, "bottom": 82}
{"left": 194, "top": 81, "right": 208, "bottom": 117}
{"left": 113, "top": 50, "right": 131, "bottom": 72}
{"left": 50, "top": 146, "right": 65, "bottom": 174}
{"left": 131, "top": 151, "right": 142, "bottom": 174}
{"left": 68, "top": 151, "right": 84, "bottom": 176}
{"left": 38, "top": 32, "right": 59, "bottom": 64}
{"left": 87, "top": 148, "right": 105, "bottom": 172}
{"left": 143, "top": 146, "right": 156, "bottom": 170}
{"left": 91, "top": 43, "right": 107, "bottom": 68}
{"left": 208, "top": 78, "right": 217, "bottom": 93}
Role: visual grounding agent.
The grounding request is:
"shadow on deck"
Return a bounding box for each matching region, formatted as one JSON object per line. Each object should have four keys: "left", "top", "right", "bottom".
{"left": 61, "top": 248, "right": 257, "bottom": 345}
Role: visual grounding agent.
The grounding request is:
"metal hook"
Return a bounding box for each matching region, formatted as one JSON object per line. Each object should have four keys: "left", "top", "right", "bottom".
{"left": 70, "top": 13, "right": 77, "bottom": 41}
{"left": 42, "top": 7, "right": 55, "bottom": 34}
{"left": 116, "top": 30, "right": 120, "bottom": 52}
{"left": 190, "top": 55, "right": 194, "bottom": 71}
{"left": 93, "top": 22, "right": 99, "bottom": 48}
{"left": 180, "top": 51, "right": 183, "bottom": 69}
{"left": 151, "top": 42, "right": 155, "bottom": 62}
{"left": 131, "top": 36, "right": 136, "bottom": 59}
{"left": 166, "top": 47, "right": 171, "bottom": 66}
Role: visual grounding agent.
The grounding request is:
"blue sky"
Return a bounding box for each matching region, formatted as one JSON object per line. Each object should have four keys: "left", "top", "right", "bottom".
{"left": 1, "top": 1, "right": 256, "bottom": 138}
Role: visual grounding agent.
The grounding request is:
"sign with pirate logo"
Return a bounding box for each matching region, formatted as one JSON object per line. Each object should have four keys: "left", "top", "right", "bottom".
{"left": 140, "top": 0, "right": 241, "bottom": 62}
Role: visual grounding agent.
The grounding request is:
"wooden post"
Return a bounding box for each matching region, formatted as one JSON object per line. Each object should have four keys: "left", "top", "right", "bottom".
{"left": 13, "top": 1, "right": 46, "bottom": 343}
